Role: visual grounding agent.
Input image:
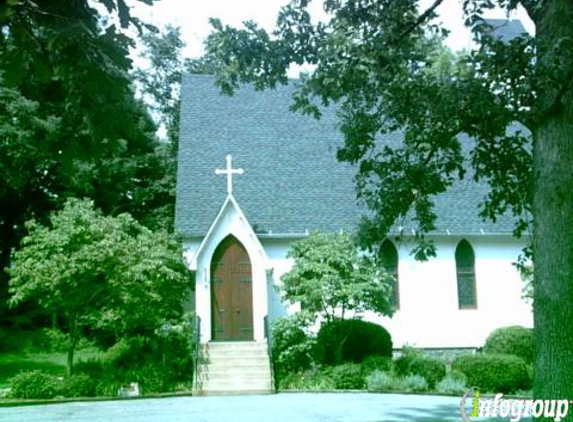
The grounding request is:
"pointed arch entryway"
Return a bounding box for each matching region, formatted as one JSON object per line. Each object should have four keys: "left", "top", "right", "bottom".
{"left": 210, "top": 235, "right": 254, "bottom": 341}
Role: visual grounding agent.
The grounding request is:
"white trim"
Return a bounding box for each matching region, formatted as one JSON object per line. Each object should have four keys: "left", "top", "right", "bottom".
{"left": 189, "top": 194, "right": 270, "bottom": 271}
{"left": 187, "top": 193, "right": 272, "bottom": 343}
{"left": 182, "top": 231, "right": 518, "bottom": 243}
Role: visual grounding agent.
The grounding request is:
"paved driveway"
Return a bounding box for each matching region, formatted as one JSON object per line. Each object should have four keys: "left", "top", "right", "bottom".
{"left": 0, "top": 393, "right": 510, "bottom": 422}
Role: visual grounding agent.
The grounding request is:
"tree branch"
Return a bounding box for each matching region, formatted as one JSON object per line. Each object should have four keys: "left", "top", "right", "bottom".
{"left": 519, "top": 0, "right": 539, "bottom": 23}
{"left": 400, "top": 0, "right": 447, "bottom": 39}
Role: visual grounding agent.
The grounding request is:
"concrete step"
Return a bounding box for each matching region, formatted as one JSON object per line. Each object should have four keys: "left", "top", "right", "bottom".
{"left": 199, "top": 366, "right": 271, "bottom": 376}
{"left": 202, "top": 341, "right": 268, "bottom": 350}
{"left": 203, "top": 350, "right": 269, "bottom": 360}
{"left": 199, "top": 358, "right": 270, "bottom": 367}
{"left": 194, "top": 389, "right": 273, "bottom": 396}
{"left": 199, "top": 355, "right": 270, "bottom": 366}
{"left": 195, "top": 341, "right": 274, "bottom": 395}
{"left": 200, "top": 356, "right": 270, "bottom": 365}
{"left": 199, "top": 371, "right": 272, "bottom": 381}
{"left": 197, "top": 366, "right": 270, "bottom": 378}
{"left": 200, "top": 379, "right": 273, "bottom": 391}
{"left": 201, "top": 343, "right": 269, "bottom": 358}
{"left": 197, "top": 366, "right": 270, "bottom": 377}
{"left": 199, "top": 376, "right": 272, "bottom": 388}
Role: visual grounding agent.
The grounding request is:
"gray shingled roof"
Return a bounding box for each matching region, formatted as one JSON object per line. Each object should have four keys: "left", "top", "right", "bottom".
{"left": 482, "top": 19, "right": 528, "bottom": 43}
{"left": 176, "top": 74, "right": 516, "bottom": 238}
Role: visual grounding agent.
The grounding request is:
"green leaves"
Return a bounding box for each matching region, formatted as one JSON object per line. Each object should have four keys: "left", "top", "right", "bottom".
{"left": 0, "top": 0, "right": 175, "bottom": 304}
{"left": 204, "top": 0, "right": 542, "bottom": 258}
{"left": 7, "top": 198, "right": 190, "bottom": 337}
{"left": 281, "top": 232, "right": 394, "bottom": 321}
{"left": 134, "top": 25, "right": 186, "bottom": 151}
{"left": 0, "top": 84, "right": 59, "bottom": 192}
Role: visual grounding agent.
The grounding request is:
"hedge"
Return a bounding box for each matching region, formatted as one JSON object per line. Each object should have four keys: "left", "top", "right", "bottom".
{"left": 483, "top": 326, "right": 534, "bottom": 364}
{"left": 452, "top": 353, "right": 531, "bottom": 393}
{"left": 315, "top": 319, "right": 392, "bottom": 365}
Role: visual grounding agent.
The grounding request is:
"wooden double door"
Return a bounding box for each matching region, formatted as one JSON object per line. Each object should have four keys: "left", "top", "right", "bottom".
{"left": 210, "top": 236, "right": 254, "bottom": 341}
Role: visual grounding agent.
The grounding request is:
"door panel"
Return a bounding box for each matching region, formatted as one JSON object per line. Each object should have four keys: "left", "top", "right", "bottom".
{"left": 211, "top": 236, "right": 254, "bottom": 341}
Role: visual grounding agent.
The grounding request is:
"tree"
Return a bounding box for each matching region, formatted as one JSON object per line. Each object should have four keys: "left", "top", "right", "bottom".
{"left": 134, "top": 25, "right": 221, "bottom": 153}
{"left": 133, "top": 26, "right": 221, "bottom": 231}
{"left": 281, "top": 232, "right": 394, "bottom": 322}
{"left": 6, "top": 199, "right": 190, "bottom": 374}
{"left": 203, "top": 0, "right": 573, "bottom": 410}
{"left": 0, "top": 0, "right": 174, "bottom": 319}
{"left": 135, "top": 25, "right": 187, "bottom": 154}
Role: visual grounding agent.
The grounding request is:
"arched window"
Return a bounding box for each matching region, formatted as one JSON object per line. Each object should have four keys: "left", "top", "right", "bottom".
{"left": 380, "top": 240, "right": 399, "bottom": 309}
{"left": 456, "top": 239, "right": 477, "bottom": 309}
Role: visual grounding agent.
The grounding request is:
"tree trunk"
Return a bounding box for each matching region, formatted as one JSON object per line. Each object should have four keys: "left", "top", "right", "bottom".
{"left": 533, "top": 1, "right": 573, "bottom": 419}
{"left": 533, "top": 113, "right": 573, "bottom": 414}
{"left": 67, "top": 315, "right": 78, "bottom": 376}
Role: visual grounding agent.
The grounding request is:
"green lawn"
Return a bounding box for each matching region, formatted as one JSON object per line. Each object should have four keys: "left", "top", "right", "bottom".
{"left": 0, "top": 349, "right": 102, "bottom": 388}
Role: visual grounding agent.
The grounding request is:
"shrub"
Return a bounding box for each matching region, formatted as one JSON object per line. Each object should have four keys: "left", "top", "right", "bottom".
{"left": 326, "top": 363, "right": 365, "bottom": 389}
{"left": 409, "top": 356, "right": 446, "bottom": 388}
{"left": 271, "top": 315, "right": 315, "bottom": 379}
{"left": 366, "top": 371, "right": 398, "bottom": 391}
{"left": 73, "top": 358, "right": 119, "bottom": 397}
{"left": 361, "top": 355, "right": 393, "bottom": 376}
{"left": 61, "top": 373, "right": 96, "bottom": 397}
{"left": 315, "top": 319, "right": 392, "bottom": 366}
{"left": 73, "top": 323, "right": 194, "bottom": 396}
{"left": 452, "top": 353, "right": 531, "bottom": 393}
{"left": 75, "top": 361, "right": 164, "bottom": 397}
{"left": 153, "top": 317, "right": 195, "bottom": 380}
{"left": 9, "top": 370, "right": 60, "bottom": 399}
{"left": 104, "top": 336, "right": 150, "bottom": 369}
{"left": 394, "top": 347, "right": 446, "bottom": 388}
{"left": 278, "top": 369, "right": 336, "bottom": 390}
{"left": 393, "top": 345, "right": 423, "bottom": 376}
{"left": 100, "top": 325, "right": 194, "bottom": 394}
{"left": 124, "top": 364, "right": 166, "bottom": 394}
{"left": 366, "top": 371, "right": 428, "bottom": 392}
{"left": 435, "top": 371, "right": 468, "bottom": 395}
{"left": 401, "top": 375, "right": 428, "bottom": 392}
{"left": 95, "top": 375, "right": 123, "bottom": 397}
{"left": 483, "top": 326, "right": 534, "bottom": 364}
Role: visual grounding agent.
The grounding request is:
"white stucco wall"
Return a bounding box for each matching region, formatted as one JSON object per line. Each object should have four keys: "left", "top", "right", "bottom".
{"left": 184, "top": 213, "right": 533, "bottom": 348}
{"left": 259, "top": 235, "right": 533, "bottom": 349}
{"left": 365, "top": 235, "right": 533, "bottom": 348}
{"left": 260, "top": 238, "right": 299, "bottom": 321}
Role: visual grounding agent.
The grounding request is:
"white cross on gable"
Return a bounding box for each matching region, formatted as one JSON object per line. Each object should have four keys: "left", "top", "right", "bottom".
{"left": 215, "top": 154, "right": 244, "bottom": 195}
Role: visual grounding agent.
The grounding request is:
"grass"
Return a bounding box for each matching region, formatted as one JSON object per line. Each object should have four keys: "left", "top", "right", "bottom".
{"left": 0, "top": 348, "right": 102, "bottom": 388}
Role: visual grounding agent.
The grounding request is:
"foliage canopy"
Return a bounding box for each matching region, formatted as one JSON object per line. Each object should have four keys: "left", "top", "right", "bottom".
{"left": 281, "top": 231, "right": 394, "bottom": 321}
{"left": 7, "top": 198, "right": 190, "bottom": 373}
{"left": 0, "top": 0, "right": 174, "bottom": 320}
{"left": 205, "top": 2, "right": 540, "bottom": 259}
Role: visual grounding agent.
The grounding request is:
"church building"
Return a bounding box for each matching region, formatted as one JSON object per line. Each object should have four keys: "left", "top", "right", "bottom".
{"left": 176, "top": 72, "right": 533, "bottom": 393}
